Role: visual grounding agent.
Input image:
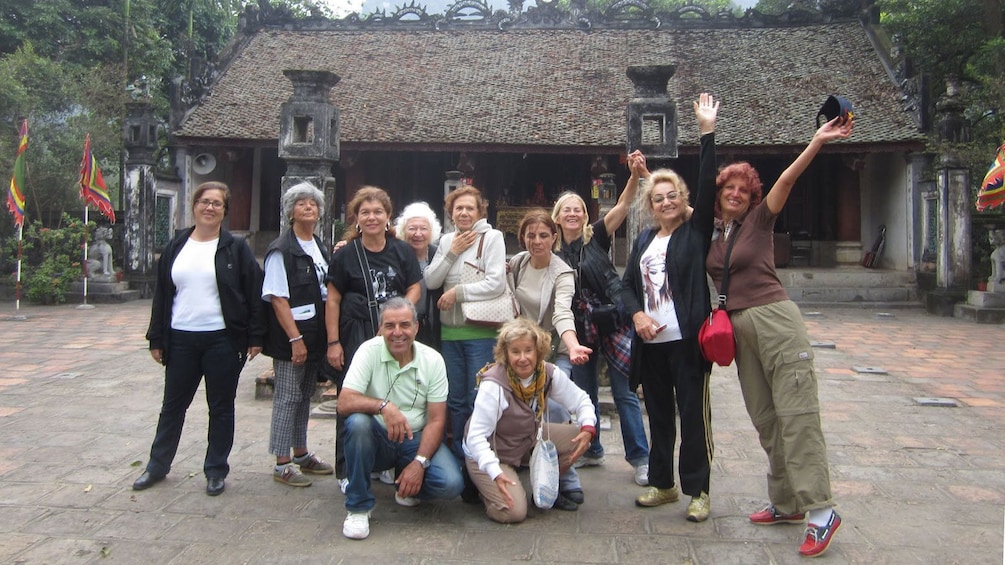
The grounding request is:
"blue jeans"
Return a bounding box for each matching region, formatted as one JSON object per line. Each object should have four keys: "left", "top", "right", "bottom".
{"left": 571, "top": 353, "right": 650, "bottom": 467}
{"left": 441, "top": 338, "right": 495, "bottom": 459}
{"left": 343, "top": 414, "right": 464, "bottom": 512}
{"left": 146, "top": 330, "right": 245, "bottom": 479}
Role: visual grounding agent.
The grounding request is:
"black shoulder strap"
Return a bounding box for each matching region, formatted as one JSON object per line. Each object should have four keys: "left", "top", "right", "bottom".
{"left": 718, "top": 223, "right": 742, "bottom": 308}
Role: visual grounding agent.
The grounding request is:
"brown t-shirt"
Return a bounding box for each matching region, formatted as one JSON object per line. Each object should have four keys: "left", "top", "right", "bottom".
{"left": 706, "top": 200, "right": 789, "bottom": 311}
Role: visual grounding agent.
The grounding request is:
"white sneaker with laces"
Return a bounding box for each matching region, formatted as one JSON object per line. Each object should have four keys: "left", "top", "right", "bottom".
{"left": 342, "top": 511, "right": 370, "bottom": 540}
{"left": 395, "top": 492, "right": 420, "bottom": 507}
{"left": 339, "top": 477, "right": 349, "bottom": 495}
{"left": 634, "top": 463, "right": 650, "bottom": 486}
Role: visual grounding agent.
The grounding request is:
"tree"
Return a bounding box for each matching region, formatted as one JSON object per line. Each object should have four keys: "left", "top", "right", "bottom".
{"left": 878, "top": 0, "right": 1004, "bottom": 173}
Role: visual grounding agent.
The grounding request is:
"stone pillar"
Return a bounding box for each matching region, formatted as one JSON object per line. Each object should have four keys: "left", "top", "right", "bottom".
{"left": 934, "top": 78, "right": 971, "bottom": 290}
{"left": 625, "top": 64, "right": 677, "bottom": 249}
{"left": 122, "top": 101, "right": 159, "bottom": 298}
{"left": 279, "top": 69, "right": 340, "bottom": 248}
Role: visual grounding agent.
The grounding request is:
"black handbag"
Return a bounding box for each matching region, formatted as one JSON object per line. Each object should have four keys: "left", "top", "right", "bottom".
{"left": 590, "top": 303, "right": 619, "bottom": 334}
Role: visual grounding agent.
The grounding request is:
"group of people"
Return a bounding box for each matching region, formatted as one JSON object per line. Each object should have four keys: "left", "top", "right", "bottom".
{"left": 131, "top": 92, "right": 853, "bottom": 558}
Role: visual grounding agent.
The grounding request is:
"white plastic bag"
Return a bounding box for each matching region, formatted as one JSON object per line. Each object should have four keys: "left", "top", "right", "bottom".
{"left": 528, "top": 426, "right": 559, "bottom": 509}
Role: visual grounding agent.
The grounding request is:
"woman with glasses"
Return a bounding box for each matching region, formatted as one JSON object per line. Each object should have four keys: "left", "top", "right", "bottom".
{"left": 135, "top": 181, "right": 265, "bottom": 497}
{"left": 394, "top": 202, "right": 443, "bottom": 349}
{"left": 622, "top": 93, "right": 718, "bottom": 521}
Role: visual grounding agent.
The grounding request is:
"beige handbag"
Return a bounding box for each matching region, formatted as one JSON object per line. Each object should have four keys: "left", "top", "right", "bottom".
{"left": 459, "top": 234, "right": 518, "bottom": 327}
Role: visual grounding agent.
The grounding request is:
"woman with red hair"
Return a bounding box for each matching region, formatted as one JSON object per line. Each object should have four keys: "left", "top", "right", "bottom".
{"left": 706, "top": 116, "right": 853, "bottom": 558}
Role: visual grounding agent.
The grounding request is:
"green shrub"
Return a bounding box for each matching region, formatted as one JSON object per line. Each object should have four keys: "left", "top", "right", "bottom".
{"left": 2, "top": 215, "right": 92, "bottom": 304}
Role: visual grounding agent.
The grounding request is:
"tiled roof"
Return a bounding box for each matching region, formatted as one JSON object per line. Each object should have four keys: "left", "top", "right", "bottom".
{"left": 176, "top": 21, "right": 925, "bottom": 149}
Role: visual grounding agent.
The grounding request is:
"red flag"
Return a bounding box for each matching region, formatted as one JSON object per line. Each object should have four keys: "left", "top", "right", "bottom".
{"left": 976, "top": 142, "right": 1005, "bottom": 212}
{"left": 79, "top": 134, "right": 115, "bottom": 223}
{"left": 7, "top": 119, "right": 28, "bottom": 227}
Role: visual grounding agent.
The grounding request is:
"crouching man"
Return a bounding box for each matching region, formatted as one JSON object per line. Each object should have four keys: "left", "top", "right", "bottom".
{"left": 338, "top": 297, "right": 464, "bottom": 540}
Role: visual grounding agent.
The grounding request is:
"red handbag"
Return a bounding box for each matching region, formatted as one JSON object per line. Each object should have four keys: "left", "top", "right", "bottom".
{"left": 699, "top": 223, "right": 740, "bottom": 366}
{"left": 699, "top": 307, "right": 734, "bottom": 367}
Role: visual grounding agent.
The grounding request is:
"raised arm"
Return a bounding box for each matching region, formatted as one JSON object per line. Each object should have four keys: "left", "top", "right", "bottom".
{"left": 765, "top": 116, "right": 854, "bottom": 215}
{"left": 602, "top": 150, "right": 650, "bottom": 235}
{"left": 692, "top": 92, "right": 719, "bottom": 245}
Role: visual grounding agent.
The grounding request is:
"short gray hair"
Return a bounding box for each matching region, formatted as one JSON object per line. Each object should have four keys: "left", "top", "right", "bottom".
{"left": 379, "top": 296, "right": 418, "bottom": 322}
{"left": 394, "top": 201, "right": 442, "bottom": 245}
{"left": 281, "top": 182, "right": 325, "bottom": 227}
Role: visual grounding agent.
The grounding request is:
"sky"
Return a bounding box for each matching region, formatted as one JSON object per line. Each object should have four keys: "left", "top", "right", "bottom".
{"left": 320, "top": 0, "right": 760, "bottom": 19}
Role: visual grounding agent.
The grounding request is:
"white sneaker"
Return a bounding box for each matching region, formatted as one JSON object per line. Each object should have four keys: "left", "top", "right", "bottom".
{"left": 378, "top": 469, "right": 395, "bottom": 485}
{"left": 394, "top": 492, "right": 420, "bottom": 507}
{"left": 634, "top": 464, "right": 650, "bottom": 486}
{"left": 339, "top": 477, "right": 349, "bottom": 495}
{"left": 342, "top": 511, "right": 370, "bottom": 540}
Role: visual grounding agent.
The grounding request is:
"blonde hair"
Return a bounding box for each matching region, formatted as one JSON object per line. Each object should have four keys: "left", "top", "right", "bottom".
{"left": 493, "top": 317, "right": 551, "bottom": 366}
{"left": 642, "top": 169, "right": 690, "bottom": 226}
{"left": 551, "top": 191, "right": 593, "bottom": 250}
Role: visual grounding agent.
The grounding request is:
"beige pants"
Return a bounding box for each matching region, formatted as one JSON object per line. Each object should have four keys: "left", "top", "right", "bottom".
{"left": 731, "top": 300, "right": 834, "bottom": 514}
{"left": 465, "top": 422, "right": 582, "bottom": 524}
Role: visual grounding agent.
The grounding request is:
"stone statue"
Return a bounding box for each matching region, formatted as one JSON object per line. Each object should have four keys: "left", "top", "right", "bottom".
{"left": 87, "top": 227, "right": 116, "bottom": 282}
{"left": 988, "top": 229, "right": 1005, "bottom": 293}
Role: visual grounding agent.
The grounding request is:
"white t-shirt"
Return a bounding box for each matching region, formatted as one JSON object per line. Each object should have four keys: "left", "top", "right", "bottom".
{"left": 262, "top": 236, "right": 329, "bottom": 306}
{"left": 170, "top": 237, "right": 226, "bottom": 332}
{"left": 638, "top": 234, "right": 682, "bottom": 343}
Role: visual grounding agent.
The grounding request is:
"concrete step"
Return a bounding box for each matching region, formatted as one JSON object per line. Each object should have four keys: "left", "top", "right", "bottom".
{"left": 778, "top": 267, "right": 919, "bottom": 307}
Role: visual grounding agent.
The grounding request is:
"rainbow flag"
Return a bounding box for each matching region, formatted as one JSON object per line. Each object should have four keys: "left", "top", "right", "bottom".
{"left": 976, "top": 142, "right": 1005, "bottom": 212}
{"left": 6, "top": 119, "right": 28, "bottom": 227}
{"left": 78, "top": 134, "right": 115, "bottom": 223}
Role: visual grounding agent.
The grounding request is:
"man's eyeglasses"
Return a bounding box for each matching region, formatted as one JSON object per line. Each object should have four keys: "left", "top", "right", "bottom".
{"left": 197, "top": 199, "right": 225, "bottom": 209}
{"left": 651, "top": 192, "right": 678, "bottom": 204}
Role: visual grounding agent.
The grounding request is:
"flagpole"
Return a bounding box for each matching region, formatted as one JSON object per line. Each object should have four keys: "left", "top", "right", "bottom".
{"left": 77, "top": 207, "right": 94, "bottom": 310}
{"left": 82, "top": 207, "right": 89, "bottom": 305}
{"left": 15, "top": 223, "right": 23, "bottom": 312}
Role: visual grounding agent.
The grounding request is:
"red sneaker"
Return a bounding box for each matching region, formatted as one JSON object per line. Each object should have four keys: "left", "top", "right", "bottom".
{"left": 749, "top": 504, "right": 806, "bottom": 525}
{"left": 799, "top": 511, "right": 841, "bottom": 557}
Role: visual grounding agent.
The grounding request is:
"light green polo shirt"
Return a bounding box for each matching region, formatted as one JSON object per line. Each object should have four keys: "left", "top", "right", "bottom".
{"left": 342, "top": 335, "right": 448, "bottom": 431}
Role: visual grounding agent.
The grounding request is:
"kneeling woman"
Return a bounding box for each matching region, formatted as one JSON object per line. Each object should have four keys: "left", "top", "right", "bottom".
{"left": 463, "top": 318, "right": 596, "bottom": 524}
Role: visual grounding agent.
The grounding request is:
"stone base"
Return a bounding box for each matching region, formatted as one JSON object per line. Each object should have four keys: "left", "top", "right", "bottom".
{"left": 953, "top": 303, "right": 1005, "bottom": 324}
{"left": 923, "top": 289, "right": 966, "bottom": 317}
{"left": 967, "top": 290, "right": 1005, "bottom": 308}
{"left": 254, "top": 369, "right": 333, "bottom": 403}
{"left": 69, "top": 281, "right": 141, "bottom": 303}
{"left": 835, "top": 241, "right": 862, "bottom": 265}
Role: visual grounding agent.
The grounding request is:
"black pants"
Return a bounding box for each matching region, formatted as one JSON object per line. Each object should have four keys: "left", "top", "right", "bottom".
{"left": 146, "top": 329, "right": 244, "bottom": 479}
{"left": 639, "top": 337, "right": 713, "bottom": 497}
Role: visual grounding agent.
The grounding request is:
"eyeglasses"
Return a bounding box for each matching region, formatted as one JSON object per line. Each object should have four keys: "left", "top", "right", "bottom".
{"left": 197, "top": 199, "right": 225, "bottom": 209}
{"left": 651, "top": 192, "right": 678, "bottom": 204}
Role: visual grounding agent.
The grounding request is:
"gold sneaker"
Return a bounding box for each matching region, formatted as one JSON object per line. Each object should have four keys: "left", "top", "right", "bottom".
{"left": 686, "top": 492, "right": 710, "bottom": 522}
{"left": 635, "top": 486, "right": 680, "bottom": 507}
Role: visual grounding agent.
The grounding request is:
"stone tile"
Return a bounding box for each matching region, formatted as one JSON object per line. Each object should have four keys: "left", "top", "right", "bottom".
{"left": 19, "top": 508, "right": 119, "bottom": 536}
{"left": 0, "top": 532, "right": 42, "bottom": 562}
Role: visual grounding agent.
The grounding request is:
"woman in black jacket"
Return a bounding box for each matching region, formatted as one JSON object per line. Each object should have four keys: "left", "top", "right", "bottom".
{"left": 622, "top": 93, "right": 718, "bottom": 521}
{"left": 135, "top": 181, "right": 265, "bottom": 497}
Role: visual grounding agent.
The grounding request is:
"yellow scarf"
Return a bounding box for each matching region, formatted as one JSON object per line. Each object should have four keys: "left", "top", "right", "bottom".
{"left": 506, "top": 361, "right": 548, "bottom": 421}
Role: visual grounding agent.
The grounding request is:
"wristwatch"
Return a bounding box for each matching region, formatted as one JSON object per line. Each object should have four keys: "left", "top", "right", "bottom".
{"left": 414, "top": 455, "right": 431, "bottom": 469}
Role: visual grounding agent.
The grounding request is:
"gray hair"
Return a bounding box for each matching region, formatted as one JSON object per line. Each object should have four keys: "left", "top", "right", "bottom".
{"left": 394, "top": 201, "right": 442, "bottom": 245}
{"left": 379, "top": 296, "right": 418, "bottom": 322}
{"left": 281, "top": 182, "right": 325, "bottom": 227}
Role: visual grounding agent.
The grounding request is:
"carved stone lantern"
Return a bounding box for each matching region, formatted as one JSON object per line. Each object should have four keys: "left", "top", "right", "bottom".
{"left": 278, "top": 69, "right": 340, "bottom": 245}
{"left": 626, "top": 65, "right": 677, "bottom": 159}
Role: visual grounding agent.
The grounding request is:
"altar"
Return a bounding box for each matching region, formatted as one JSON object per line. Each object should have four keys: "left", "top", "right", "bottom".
{"left": 494, "top": 206, "right": 538, "bottom": 236}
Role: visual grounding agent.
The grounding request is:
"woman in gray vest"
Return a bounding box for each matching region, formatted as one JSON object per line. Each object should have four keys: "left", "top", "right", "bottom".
{"left": 261, "top": 182, "right": 335, "bottom": 487}
{"left": 463, "top": 318, "right": 596, "bottom": 523}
